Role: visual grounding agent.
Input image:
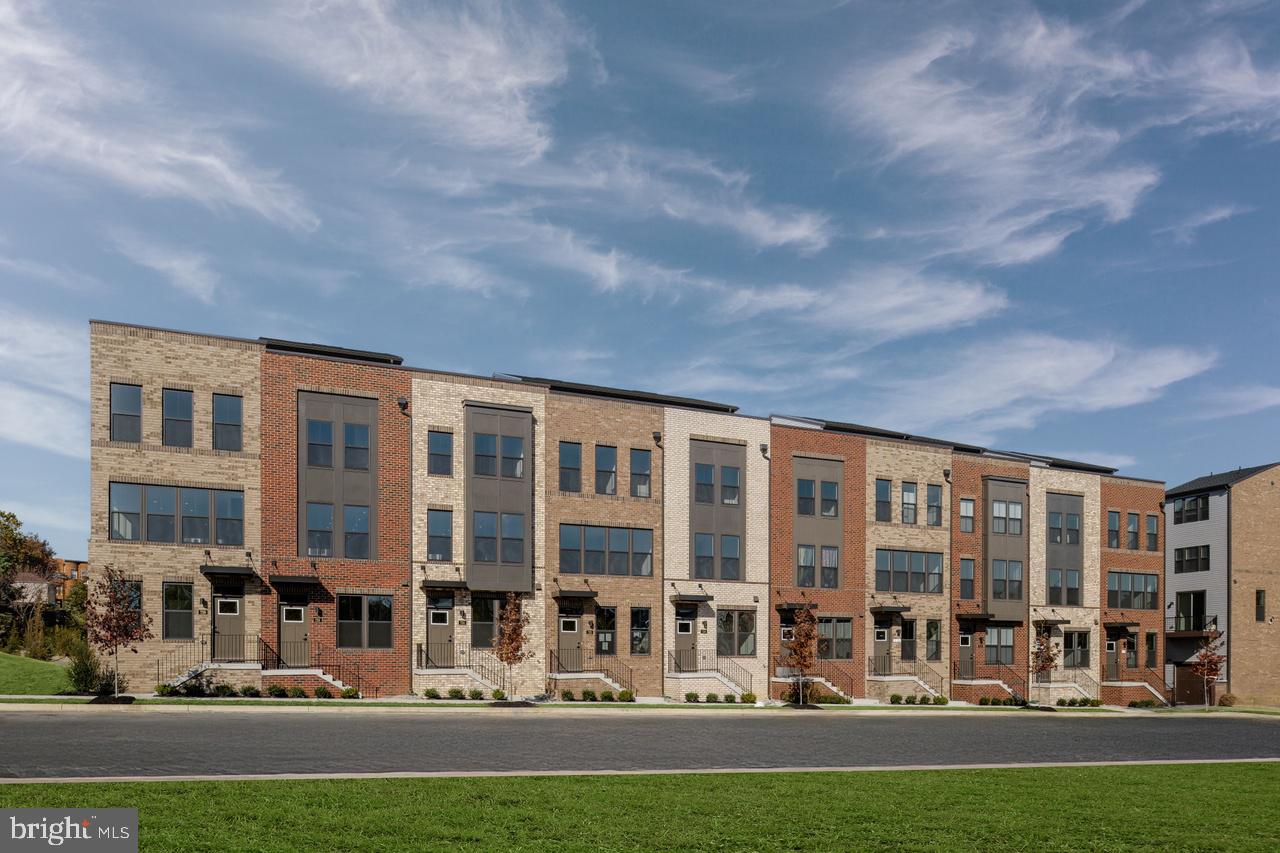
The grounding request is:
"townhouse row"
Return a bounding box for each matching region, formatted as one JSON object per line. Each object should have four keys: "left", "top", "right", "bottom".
{"left": 88, "top": 320, "right": 1237, "bottom": 705}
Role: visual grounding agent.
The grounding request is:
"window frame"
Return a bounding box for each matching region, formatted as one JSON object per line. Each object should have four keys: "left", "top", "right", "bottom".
{"left": 960, "top": 558, "right": 974, "bottom": 600}
{"left": 1146, "top": 514, "right": 1159, "bottom": 551}
{"left": 212, "top": 393, "right": 243, "bottom": 452}
{"left": 1063, "top": 630, "right": 1089, "bottom": 668}
{"left": 985, "top": 626, "right": 1014, "bottom": 665}
{"left": 926, "top": 484, "right": 942, "bottom": 527}
{"left": 109, "top": 383, "right": 142, "bottom": 443}
{"left": 817, "top": 617, "right": 853, "bottom": 660}
{"left": 901, "top": 482, "right": 917, "bottom": 524}
{"left": 500, "top": 435, "right": 525, "bottom": 479}
{"left": 874, "top": 548, "right": 945, "bottom": 594}
{"left": 630, "top": 448, "right": 651, "bottom": 498}
{"left": 797, "top": 544, "right": 815, "bottom": 588}
{"left": 336, "top": 593, "right": 393, "bottom": 650}
{"left": 796, "top": 479, "right": 815, "bottom": 516}
{"left": 162, "top": 581, "right": 194, "bottom": 641}
{"left": 307, "top": 419, "right": 333, "bottom": 468}
{"left": 715, "top": 608, "right": 757, "bottom": 657}
{"left": 500, "top": 512, "right": 524, "bottom": 564}
{"left": 427, "top": 430, "right": 453, "bottom": 476}
{"left": 694, "top": 463, "right": 715, "bottom": 504}
{"left": 343, "top": 504, "right": 370, "bottom": 560}
{"left": 162, "top": 388, "right": 193, "bottom": 448}
{"left": 1126, "top": 512, "right": 1140, "bottom": 550}
{"left": 959, "top": 498, "right": 974, "bottom": 533}
{"left": 820, "top": 545, "right": 839, "bottom": 589}
{"left": 343, "top": 423, "right": 370, "bottom": 471}
{"left": 427, "top": 509, "right": 452, "bottom": 562}
{"left": 720, "top": 465, "right": 741, "bottom": 506}
{"left": 1107, "top": 511, "right": 1120, "bottom": 548}
{"left": 594, "top": 445, "right": 617, "bottom": 495}
{"left": 306, "top": 502, "right": 334, "bottom": 557}
{"left": 558, "top": 441, "right": 581, "bottom": 492}
{"left": 595, "top": 606, "right": 617, "bottom": 656}
{"left": 630, "top": 607, "right": 651, "bottom": 655}
{"left": 875, "top": 479, "right": 892, "bottom": 522}
{"left": 473, "top": 433, "right": 498, "bottom": 477}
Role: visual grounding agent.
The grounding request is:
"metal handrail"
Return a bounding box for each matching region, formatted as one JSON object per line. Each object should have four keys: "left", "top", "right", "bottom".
{"left": 777, "top": 654, "right": 858, "bottom": 699}
{"left": 468, "top": 648, "right": 507, "bottom": 692}
{"left": 867, "top": 655, "right": 944, "bottom": 695}
{"left": 155, "top": 635, "right": 211, "bottom": 684}
{"left": 995, "top": 661, "right": 1026, "bottom": 703}
{"left": 1166, "top": 615, "right": 1218, "bottom": 633}
{"left": 416, "top": 641, "right": 458, "bottom": 669}
{"left": 666, "top": 650, "right": 752, "bottom": 694}
{"left": 551, "top": 648, "right": 634, "bottom": 693}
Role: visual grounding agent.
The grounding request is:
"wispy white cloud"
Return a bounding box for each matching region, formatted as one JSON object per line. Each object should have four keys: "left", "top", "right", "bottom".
{"left": 0, "top": 251, "right": 98, "bottom": 292}
{"left": 112, "top": 231, "right": 219, "bottom": 304}
{"left": 1194, "top": 384, "right": 1280, "bottom": 419}
{"left": 0, "top": 380, "right": 86, "bottom": 459}
{"left": 1154, "top": 204, "right": 1253, "bottom": 243}
{"left": 651, "top": 51, "right": 755, "bottom": 104}
{"left": 1045, "top": 450, "right": 1138, "bottom": 470}
{"left": 0, "top": 304, "right": 86, "bottom": 460}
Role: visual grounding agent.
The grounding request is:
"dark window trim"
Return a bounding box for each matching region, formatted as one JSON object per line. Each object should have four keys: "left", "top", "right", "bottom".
{"left": 162, "top": 388, "right": 194, "bottom": 448}
{"left": 109, "top": 481, "right": 244, "bottom": 547}
{"left": 109, "top": 382, "right": 142, "bottom": 443}
{"left": 212, "top": 393, "right": 243, "bottom": 452}
{"left": 336, "top": 593, "right": 394, "bottom": 650}
{"left": 427, "top": 430, "right": 454, "bottom": 477}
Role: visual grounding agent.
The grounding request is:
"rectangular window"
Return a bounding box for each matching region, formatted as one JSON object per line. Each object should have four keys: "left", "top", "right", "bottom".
{"left": 337, "top": 594, "right": 362, "bottom": 647}
{"left": 796, "top": 479, "right": 815, "bottom": 516}
{"left": 473, "top": 512, "right": 497, "bottom": 562}
{"left": 1064, "top": 631, "right": 1088, "bottom": 668}
{"left": 1049, "top": 511, "right": 1063, "bottom": 545}
{"left": 344, "top": 505, "right": 369, "bottom": 559}
{"left": 910, "top": 552, "right": 926, "bottom": 593}
{"left": 926, "top": 619, "right": 941, "bottom": 661}
{"left": 717, "top": 610, "right": 756, "bottom": 657}
{"left": 306, "top": 502, "right": 333, "bottom": 557}
{"left": 1007, "top": 501, "right": 1023, "bottom": 536}
{"left": 110, "top": 484, "right": 141, "bottom": 541}
{"left": 595, "top": 445, "right": 617, "bottom": 494}
{"left": 214, "top": 490, "right": 243, "bottom": 546}
{"left": 584, "top": 526, "right": 606, "bottom": 574}
{"left": 501, "top": 435, "right": 524, "bottom": 479}
{"left": 471, "top": 597, "right": 497, "bottom": 648}
{"left": 1007, "top": 560, "right": 1023, "bottom": 600}
{"left": 630, "top": 607, "right": 651, "bottom": 655}
{"left": 1107, "top": 572, "right": 1159, "bottom": 609}
{"left": 694, "top": 463, "right": 715, "bottom": 504}
{"left": 558, "top": 441, "right": 581, "bottom": 492}
{"left": 1146, "top": 515, "right": 1159, "bottom": 551}
{"left": 926, "top": 552, "right": 943, "bottom": 594}
{"left": 892, "top": 550, "right": 908, "bottom": 592}
{"left": 960, "top": 498, "right": 974, "bottom": 533}
{"left": 109, "top": 383, "right": 141, "bottom": 442}
{"left": 1066, "top": 513, "right": 1080, "bottom": 545}
{"left": 344, "top": 424, "right": 369, "bottom": 471}
{"left": 558, "top": 524, "right": 581, "bottom": 573}
{"left": 631, "top": 528, "right": 653, "bottom": 577}
{"left": 427, "top": 430, "right": 453, "bottom": 475}
{"left": 1175, "top": 495, "right": 1210, "bottom": 524}
{"left": 820, "top": 545, "right": 839, "bottom": 589}
{"left": 500, "top": 513, "right": 524, "bottom": 563}
{"left": 901, "top": 620, "right": 917, "bottom": 661}
{"left": 337, "top": 594, "right": 393, "bottom": 649}
{"left": 797, "top": 545, "right": 816, "bottom": 588}
{"left": 993, "top": 559, "right": 1021, "bottom": 599}
{"left": 145, "top": 486, "right": 176, "bottom": 543}
{"left": 901, "top": 482, "right": 917, "bottom": 524}
{"left": 608, "top": 527, "right": 630, "bottom": 576}
{"left": 721, "top": 466, "right": 740, "bottom": 506}
{"left": 820, "top": 480, "right": 839, "bottom": 517}
{"left": 118, "top": 580, "right": 143, "bottom": 627}
{"left": 960, "top": 559, "right": 974, "bottom": 600}
{"left": 694, "top": 533, "right": 715, "bottom": 579}
{"left": 595, "top": 606, "right": 616, "bottom": 656}
{"left": 875, "top": 479, "right": 892, "bottom": 522}
{"left": 1066, "top": 569, "right": 1081, "bottom": 606}
{"left": 1258, "top": 589, "right": 1267, "bottom": 623}
{"left": 1127, "top": 513, "right": 1139, "bottom": 549}
{"left": 817, "top": 618, "right": 853, "bottom": 660}
{"left": 178, "top": 488, "right": 210, "bottom": 544}
{"left": 1174, "top": 546, "right": 1210, "bottom": 574}
{"left": 721, "top": 534, "right": 741, "bottom": 580}
{"left": 212, "top": 394, "right": 242, "bottom": 451}
{"left": 630, "top": 448, "right": 651, "bottom": 497}
{"left": 162, "top": 582, "right": 193, "bottom": 640}
{"left": 427, "top": 509, "right": 452, "bottom": 561}
{"left": 986, "top": 626, "right": 1014, "bottom": 665}
{"left": 1107, "top": 511, "right": 1120, "bottom": 548}
{"left": 875, "top": 549, "right": 891, "bottom": 592}
{"left": 162, "top": 388, "right": 193, "bottom": 448}
{"left": 926, "top": 484, "right": 942, "bottom": 526}
{"left": 474, "top": 433, "right": 497, "bottom": 476}
{"left": 874, "top": 549, "right": 943, "bottom": 594}
{"left": 1048, "top": 568, "right": 1063, "bottom": 605}
{"left": 307, "top": 419, "right": 333, "bottom": 467}
{"left": 992, "top": 500, "right": 1007, "bottom": 534}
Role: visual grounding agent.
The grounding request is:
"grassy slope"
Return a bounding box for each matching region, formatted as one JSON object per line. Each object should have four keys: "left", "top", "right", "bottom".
{"left": 0, "top": 651, "right": 68, "bottom": 695}
{"left": 1, "top": 764, "right": 1276, "bottom": 852}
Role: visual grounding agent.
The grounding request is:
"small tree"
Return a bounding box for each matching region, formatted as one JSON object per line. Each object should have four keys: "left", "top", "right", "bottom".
{"left": 85, "top": 565, "right": 153, "bottom": 697}
{"left": 493, "top": 592, "right": 532, "bottom": 698}
{"left": 1189, "top": 629, "right": 1226, "bottom": 709}
{"left": 64, "top": 580, "right": 89, "bottom": 632}
{"left": 1031, "top": 628, "right": 1059, "bottom": 703}
{"left": 785, "top": 607, "right": 818, "bottom": 705}
{"left": 0, "top": 510, "right": 56, "bottom": 611}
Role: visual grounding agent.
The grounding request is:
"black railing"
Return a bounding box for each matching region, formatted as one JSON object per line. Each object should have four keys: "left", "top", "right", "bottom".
{"left": 776, "top": 654, "right": 857, "bottom": 699}
{"left": 415, "top": 643, "right": 505, "bottom": 691}
{"left": 210, "top": 632, "right": 254, "bottom": 663}
{"left": 467, "top": 648, "right": 507, "bottom": 692}
{"left": 416, "top": 642, "right": 458, "bottom": 669}
{"left": 996, "top": 661, "right": 1026, "bottom": 703}
{"left": 667, "top": 650, "right": 752, "bottom": 694}
{"left": 1167, "top": 615, "right": 1218, "bottom": 633}
{"left": 551, "top": 648, "right": 634, "bottom": 693}
{"left": 952, "top": 659, "right": 976, "bottom": 680}
{"left": 155, "top": 636, "right": 211, "bottom": 684}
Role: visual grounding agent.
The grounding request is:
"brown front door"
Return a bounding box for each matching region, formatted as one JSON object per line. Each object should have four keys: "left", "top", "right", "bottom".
{"left": 212, "top": 587, "right": 245, "bottom": 661}
{"left": 1106, "top": 637, "right": 1119, "bottom": 681}
{"left": 872, "top": 618, "right": 892, "bottom": 674}
{"left": 558, "top": 605, "right": 583, "bottom": 671}
{"left": 958, "top": 632, "right": 974, "bottom": 678}
{"left": 279, "top": 603, "right": 308, "bottom": 667}
{"left": 426, "top": 593, "right": 455, "bottom": 667}
{"left": 1174, "top": 665, "right": 1207, "bottom": 705}
{"left": 674, "top": 605, "right": 697, "bottom": 670}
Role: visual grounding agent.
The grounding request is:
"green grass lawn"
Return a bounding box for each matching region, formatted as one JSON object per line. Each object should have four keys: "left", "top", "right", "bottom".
{"left": 1, "top": 764, "right": 1276, "bottom": 851}
{"left": 0, "top": 651, "right": 69, "bottom": 695}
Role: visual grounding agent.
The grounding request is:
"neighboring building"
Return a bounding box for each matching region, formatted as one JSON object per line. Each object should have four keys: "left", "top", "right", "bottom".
{"left": 11, "top": 571, "right": 60, "bottom": 606}
{"left": 53, "top": 559, "right": 88, "bottom": 603}
{"left": 1165, "top": 463, "right": 1280, "bottom": 706}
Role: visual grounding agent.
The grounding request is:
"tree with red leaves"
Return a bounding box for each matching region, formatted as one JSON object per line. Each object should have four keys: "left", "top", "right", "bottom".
{"left": 493, "top": 592, "right": 532, "bottom": 697}
{"left": 1031, "top": 628, "right": 1059, "bottom": 704}
{"left": 785, "top": 607, "right": 818, "bottom": 705}
{"left": 85, "top": 564, "right": 153, "bottom": 697}
{"left": 1189, "top": 629, "right": 1226, "bottom": 708}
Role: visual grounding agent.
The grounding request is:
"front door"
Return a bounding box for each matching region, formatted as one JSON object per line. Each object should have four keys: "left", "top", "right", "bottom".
{"left": 279, "top": 603, "right": 308, "bottom": 667}
{"left": 674, "top": 604, "right": 697, "bottom": 670}
{"left": 1175, "top": 590, "right": 1207, "bottom": 631}
{"left": 426, "top": 593, "right": 455, "bottom": 667}
{"left": 872, "top": 618, "right": 892, "bottom": 674}
{"left": 1106, "top": 637, "right": 1119, "bottom": 681}
{"left": 958, "top": 632, "right": 974, "bottom": 678}
{"left": 558, "top": 605, "right": 583, "bottom": 671}
{"left": 212, "top": 588, "right": 245, "bottom": 661}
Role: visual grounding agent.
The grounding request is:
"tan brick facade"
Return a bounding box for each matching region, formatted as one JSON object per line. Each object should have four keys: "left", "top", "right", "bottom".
{"left": 1226, "top": 472, "right": 1280, "bottom": 705}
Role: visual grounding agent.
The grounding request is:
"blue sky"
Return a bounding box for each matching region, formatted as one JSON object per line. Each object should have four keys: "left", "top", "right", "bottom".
{"left": 2, "top": 0, "right": 1279, "bottom": 559}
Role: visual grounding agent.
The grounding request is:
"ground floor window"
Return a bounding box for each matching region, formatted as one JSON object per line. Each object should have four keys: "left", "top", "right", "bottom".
{"left": 162, "top": 582, "right": 193, "bottom": 640}
{"left": 1145, "top": 632, "right": 1157, "bottom": 668}
{"left": 985, "top": 626, "right": 1013, "bottom": 665}
{"left": 630, "top": 607, "right": 651, "bottom": 655}
{"left": 926, "top": 619, "right": 941, "bottom": 661}
{"left": 716, "top": 609, "right": 756, "bottom": 656}
{"left": 901, "top": 619, "right": 917, "bottom": 660}
{"left": 471, "top": 596, "right": 499, "bottom": 648}
{"left": 1063, "top": 630, "right": 1088, "bottom": 668}
{"left": 596, "top": 606, "right": 617, "bottom": 655}
{"left": 1125, "top": 635, "right": 1138, "bottom": 668}
{"left": 337, "top": 594, "right": 392, "bottom": 649}
{"left": 817, "top": 617, "right": 852, "bottom": 660}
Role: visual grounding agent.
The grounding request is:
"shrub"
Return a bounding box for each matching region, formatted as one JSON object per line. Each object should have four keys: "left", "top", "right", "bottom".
{"left": 582, "top": 689, "right": 598, "bottom": 702}
{"left": 685, "top": 692, "right": 700, "bottom": 703}
{"left": 978, "top": 696, "right": 990, "bottom": 706}
{"left": 890, "top": 693, "right": 903, "bottom": 705}
{"left": 1057, "top": 697, "right": 1067, "bottom": 707}
{"left": 723, "top": 693, "right": 736, "bottom": 704}
{"left": 469, "top": 688, "right": 484, "bottom": 701}
{"left": 492, "top": 689, "right": 506, "bottom": 701}
{"left": 1090, "top": 698, "right": 1104, "bottom": 707}
{"left": 1218, "top": 692, "right": 1238, "bottom": 707}
{"left": 340, "top": 687, "right": 359, "bottom": 699}
{"left": 904, "top": 695, "right": 917, "bottom": 705}
{"left": 67, "top": 644, "right": 104, "bottom": 694}
{"left": 267, "top": 684, "right": 287, "bottom": 698}
{"left": 154, "top": 683, "right": 174, "bottom": 697}
{"left": 98, "top": 668, "right": 126, "bottom": 695}
{"left": 933, "top": 695, "right": 948, "bottom": 706}
{"left": 23, "top": 616, "right": 50, "bottom": 660}
{"left": 51, "top": 627, "right": 85, "bottom": 658}
{"left": 561, "top": 689, "right": 575, "bottom": 702}
{"left": 705, "top": 693, "right": 719, "bottom": 703}
{"left": 601, "top": 690, "right": 615, "bottom": 702}
{"left": 740, "top": 692, "right": 757, "bottom": 704}
{"left": 181, "top": 675, "right": 210, "bottom": 697}
{"left": 239, "top": 685, "right": 261, "bottom": 698}
{"left": 286, "top": 686, "right": 306, "bottom": 699}
{"left": 424, "top": 687, "right": 441, "bottom": 699}
{"left": 618, "top": 689, "right": 635, "bottom": 703}
{"left": 447, "top": 687, "right": 465, "bottom": 700}
{"left": 213, "top": 683, "right": 236, "bottom": 698}
{"left": 314, "top": 685, "right": 333, "bottom": 699}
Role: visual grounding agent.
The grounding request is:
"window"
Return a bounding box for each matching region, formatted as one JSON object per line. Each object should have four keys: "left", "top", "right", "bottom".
{"left": 960, "top": 498, "right": 974, "bottom": 533}
{"left": 595, "top": 445, "right": 617, "bottom": 494}
{"left": 1127, "top": 513, "right": 1139, "bottom": 549}
{"left": 631, "top": 529, "right": 653, "bottom": 577}
{"left": 694, "top": 464, "right": 714, "bottom": 504}
{"left": 815, "top": 480, "right": 837, "bottom": 518}
{"left": 927, "top": 553, "right": 943, "bottom": 593}
{"left": 584, "top": 526, "right": 605, "bottom": 574}
{"left": 473, "top": 512, "right": 497, "bottom": 562}
{"left": 1007, "top": 501, "right": 1023, "bottom": 535}
{"left": 558, "top": 524, "right": 581, "bottom": 573}
{"left": 909, "top": 552, "right": 926, "bottom": 592}
{"left": 721, "top": 535, "right": 741, "bottom": 580}
{"left": 796, "top": 479, "right": 815, "bottom": 516}
{"left": 162, "top": 389, "right": 192, "bottom": 448}
{"left": 926, "top": 620, "right": 941, "bottom": 661}
{"left": 1174, "top": 545, "right": 1210, "bottom": 574}
{"left": 716, "top": 610, "right": 756, "bottom": 656}
{"left": 344, "top": 506, "right": 369, "bottom": 559}
{"left": 1066, "top": 513, "right": 1080, "bottom": 545}
{"left": 797, "top": 545, "right": 815, "bottom": 588}
{"left": 1063, "top": 631, "right": 1088, "bottom": 668}
{"left": 116, "top": 579, "right": 143, "bottom": 628}
{"left": 1107, "top": 511, "right": 1120, "bottom": 548}
{"left": 180, "top": 488, "right": 210, "bottom": 544}
{"left": 162, "top": 582, "right": 193, "bottom": 640}
{"left": 817, "top": 618, "right": 853, "bottom": 660}
{"left": 214, "top": 490, "right": 243, "bottom": 546}
{"left": 109, "top": 383, "right": 141, "bottom": 442}
{"left": 1066, "top": 569, "right": 1081, "bottom": 606}
{"left": 501, "top": 436, "right": 524, "bottom": 479}
{"left": 500, "top": 513, "right": 524, "bottom": 563}
{"left": 721, "top": 466, "right": 740, "bottom": 506}
{"left": 471, "top": 597, "right": 498, "bottom": 648}
{"left": 820, "top": 546, "right": 839, "bottom": 589}
{"left": 608, "top": 528, "right": 629, "bottom": 575}
{"left": 901, "top": 620, "right": 917, "bottom": 660}
{"left": 630, "top": 607, "right": 651, "bottom": 654}
{"left": 1258, "top": 589, "right": 1267, "bottom": 623}
{"left": 474, "top": 433, "right": 497, "bottom": 476}
{"left": 337, "top": 594, "right": 392, "bottom": 649}
{"left": 630, "top": 449, "right": 651, "bottom": 497}
{"left": 874, "top": 549, "right": 944, "bottom": 594}
{"left": 344, "top": 424, "right": 369, "bottom": 470}
{"left": 992, "top": 500, "right": 1007, "bottom": 534}
{"left": 694, "top": 533, "right": 715, "bottom": 579}
{"left": 145, "top": 486, "right": 176, "bottom": 543}
{"left": 992, "top": 559, "right": 1022, "bottom": 600}
{"left": 306, "top": 503, "right": 333, "bottom": 557}
{"left": 1048, "top": 512, "right": 1063, "bottom": 544}
{"left": 960, "top": 559, "right": 974, "bottom": 600}
{"left": 1108, "top": 572, "right": 1158, "bottom": 609}
{"left": 875, "top": 479, "right": 892, "bottom": 521}
{"left": 986, "top": 626, "right": 1014, "bottom": 665}
{"left": 307, "top": 419, "right": 333, "bottom": 467}
{"left": 427, "top": 510, "right": 452, "bottom": 561}
{"left": 1174, "top": 495, "right": 1209, "bottom": 524}
{"left": 1048, "top": 568, "right": 1063, "bottom": 605}
{"left": 902, "top": 482, "right": 917, "bottom": 524}
{"left": 1125, "top": 635, "right": 1139, "bottom": 668}
{"left": 1146, "top": 632, "right": 1157, "bottom": 668}
{"left": 1146, "top": 515, "right": 1159, "bottom": 551}
{"left": 558, "top": 441, "right": 581, "bottom": 492}
{"left": 427, "top": 431, "right": 453, "bottom": 475}
{"left": 927, "top": 484, "right": 942, "bottom": 526}
{"left": 212, "top": 394, "right": 242, "bottom": 451}
{"left": 595, "top": 607, "right": 616, "bottom": 656}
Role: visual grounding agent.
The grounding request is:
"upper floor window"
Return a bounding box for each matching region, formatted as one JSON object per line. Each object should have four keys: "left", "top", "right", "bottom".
{"left": 875, "top": 479, "right": 891, "bottom": 522}
{"left": 901, "top": 482, "right": 917, "bottom": 524}
{"left": 721, "top": 466, "right": 740, "bottom": 506}
{"left": 797, "top": 545, "right": 815, "bottom": 588}
{"left": 500, "top": 513, "right": 524, "bottom": 563}
{"left": 180, "top": 488, "right": 210, "bottom": 544}
{"left": 1126, "top": 512, "right": 1139, "bottom": 550}
{"left": 608, "top": 527, "right": 630, "bottom": 575}
{"left": 1174, "top": 545, "right": 1210, "bottom": 574}
{"left": 926, "top": 484, "right": 942, "bottom": 526}
{"left": 501, "top": 436, "right": 524, "bottom": 479}
{"left": 307, "top": 420, "right": 333, "bottom": 467}
{"left": 427, "top": 509, "right": 452, "bottom": 561}
{"left": 214, "top": 491, "right": 243, "bottom": 546}
{"left": 1107, "top": 511, "right": 1120, "bottom": 548}
{"left": 145, "top": 486, "right": 176, "bottom": 543}
{"left": 1146, "top": 515, "right": 1159, "bottom": 551}
{"left": 721, "top": 534, "right": 741, "bottom": 579}
{"left": 960, "top": 499, "right": 974, "bottom": 533}
{"left": 992, "top": 559, "right": 1023, "bottom": 600}
{"left": 344, "top": 424, "right": 369, "bottom": 471}
{"left": 960, "top": 558, "right": 974, "bottom": 599}
{"left": 473, "top": 512, "right": 497, "bottom": 562}
{"left": 109, "top": 482, "right": 242, "bottom": 547}
{"left": 559, "top": 441, "right": 581, "bottom": 492}
{"left": 820, "top": 545, "right": 839, "bottom": 589}
{"left": 306, "top": 503, "right": 333, "bottom": 557}
{"left": 821, "top": 481, "right": 839, "bottom": 517}
{"left": 874, "top": 549, "right": 943, "bottom": 594}
{"left": 212, "top": 394, "right": 242, "bottom": 452}
{"left": 797, "top": 479, "right": 815, "bottom": 516}
{"left": 694, "top": 533, "right": 715, "bottom": 579}
{"left": 1107, "top": 571, "right": 1158, "bottom": 609}
{"left": 1006, "top": 501, "right": 1023, "bottom": 535}
{"left": 162, "top": 389, "right": 192, "bottom": 448}
{"left": 631, "top": 529, "right": 653, "bottom": 576}
{"left": 344, "top": 506, "right": 370, "bottom": 559}
{"left": 109, "top": 383, "right": 142, "bottom": 442}
{"left": 1049, "top": 511, "right": 1063, "bottom": 544}
{"left": 694, "top": 464, "right": 714, "bottom": 504}
{"left": 474, "top": 434, "right": 497, "bottom": 476}
{"left": 558, "top": 524, "right": 581, "bottom": 573}
{"left": 1066, "top": 513, "right": 1080, "bottom": 544}
{"left": 1173, "top": 495, "right": 1209, "bottom": 524}
{"left": 427, "top": 431, "right": 453, "bottom": 476}
{"left": 1047, "top": 568, "right": 1081, "bottom": 606}
{"left": 992, "top": 500, "right": 1006, "bottom": 534}
{"left": 595, "top": 445, "right": 617, "bottom": 494}
{"left": 630, "top": 449, "right": 651, "bottom": 498}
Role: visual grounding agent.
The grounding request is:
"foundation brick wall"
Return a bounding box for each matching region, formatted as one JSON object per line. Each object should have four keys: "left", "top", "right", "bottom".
{"left": 1100, "top": 476, "right": 1167, "bottom": 697}
{"left": 1227, "top": 471, "right": 1280, "bottom": 705}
